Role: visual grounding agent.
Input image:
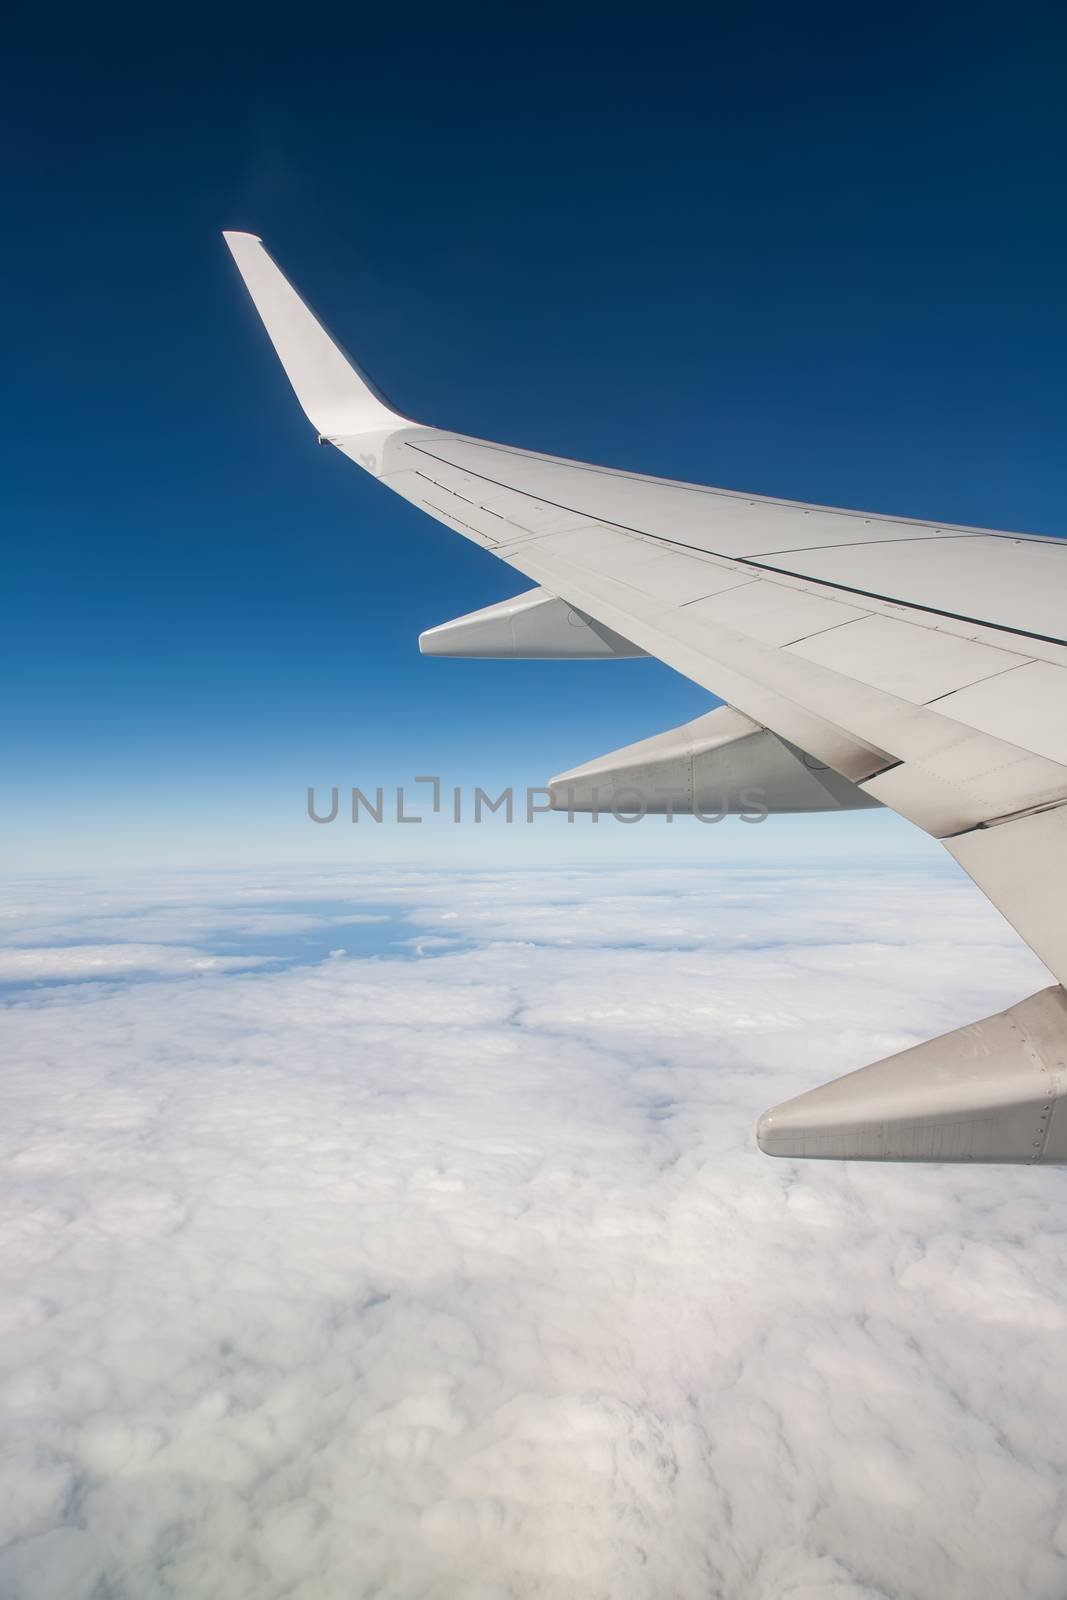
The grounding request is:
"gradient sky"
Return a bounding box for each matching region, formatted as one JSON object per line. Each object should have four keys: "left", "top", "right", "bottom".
{"left": 4, "top": 3, "right": 1065, "bottom": 866}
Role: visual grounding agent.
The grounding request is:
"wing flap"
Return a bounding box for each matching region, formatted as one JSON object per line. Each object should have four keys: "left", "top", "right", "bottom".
{"left": 923, "top": 661, "right": 1067, "bottom": 766}
{"left": 683, "top": 581, "right": 866, "bottom": 645}
{"left": 788, "top": 614, "right": 1029, "bottom": 704}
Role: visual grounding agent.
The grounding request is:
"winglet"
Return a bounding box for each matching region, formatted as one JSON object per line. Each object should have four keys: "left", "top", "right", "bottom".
{"left": 222, "top": 231, "right": 410, "bottom": 439}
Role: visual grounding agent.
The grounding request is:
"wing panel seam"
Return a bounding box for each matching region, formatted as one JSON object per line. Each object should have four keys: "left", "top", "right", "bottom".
{"left": 406, "top": 442, "right": 1067, "bottom": 648}
{"left": 424, "top": 438, "right": 1049, "bottom": 540}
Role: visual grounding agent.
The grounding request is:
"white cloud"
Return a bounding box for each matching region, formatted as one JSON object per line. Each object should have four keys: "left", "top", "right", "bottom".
{"left": 1, "top": 863, "right": 1065, "bottom": 1599}
{"left": 0, "top": 945, "right": 276, "bottom": 981}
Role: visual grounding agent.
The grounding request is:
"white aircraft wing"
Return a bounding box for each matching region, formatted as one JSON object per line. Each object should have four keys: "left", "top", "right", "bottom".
{"left": 224, "top": 231, "right": 1067, "bottom": 1165}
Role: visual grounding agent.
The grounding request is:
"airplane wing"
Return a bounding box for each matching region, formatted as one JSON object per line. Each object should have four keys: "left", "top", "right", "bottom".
{"left": 223, "top": 230, "right": 1067, "bottom": 1165}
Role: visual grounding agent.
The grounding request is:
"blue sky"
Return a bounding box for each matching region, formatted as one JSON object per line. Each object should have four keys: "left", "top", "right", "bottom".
{"left": 4, "top": 2, "right": 1065, "bottom": 866}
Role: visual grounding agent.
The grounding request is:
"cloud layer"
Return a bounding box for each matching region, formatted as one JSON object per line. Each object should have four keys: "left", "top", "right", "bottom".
{"left": 2, "top": 864, "right": 1066, "bottom": 1599}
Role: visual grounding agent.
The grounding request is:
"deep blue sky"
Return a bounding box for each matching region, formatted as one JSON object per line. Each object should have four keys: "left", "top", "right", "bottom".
{"left": 4, "top": 3, "right": 1065, "bottom": 866}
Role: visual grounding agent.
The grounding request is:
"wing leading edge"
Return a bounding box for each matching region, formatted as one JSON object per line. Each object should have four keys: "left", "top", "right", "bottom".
{"left": 224, "top": 231, "right": 1067, "bottom": 1163}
